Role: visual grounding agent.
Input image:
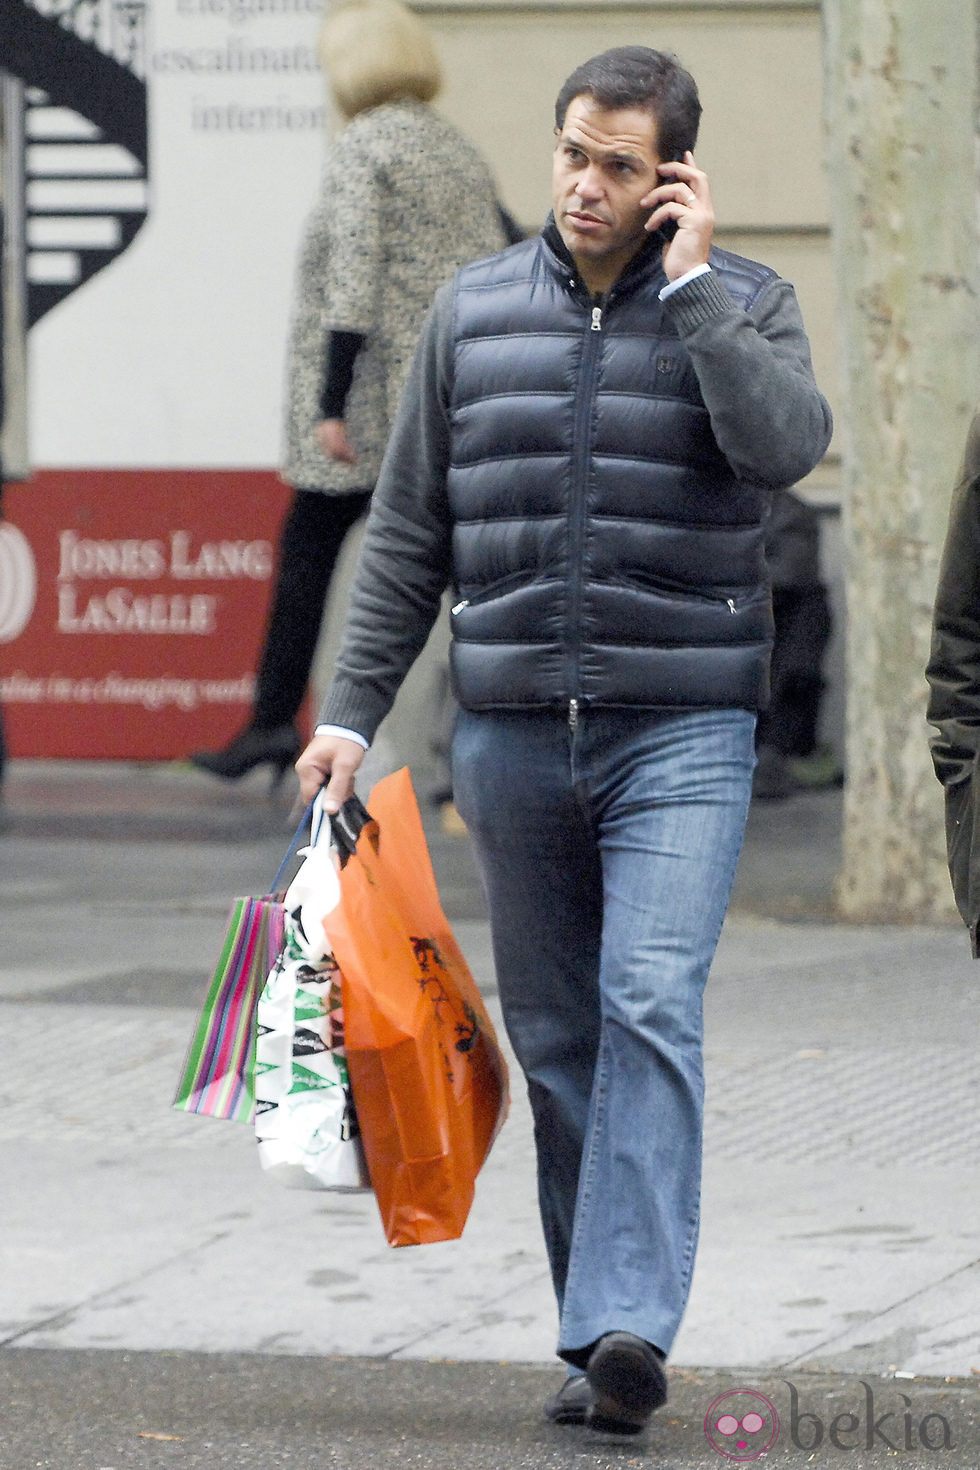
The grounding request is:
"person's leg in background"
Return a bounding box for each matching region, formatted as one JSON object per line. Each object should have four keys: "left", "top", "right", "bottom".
{"left": 191, "top": 487, "right": 371, "bottom": 787}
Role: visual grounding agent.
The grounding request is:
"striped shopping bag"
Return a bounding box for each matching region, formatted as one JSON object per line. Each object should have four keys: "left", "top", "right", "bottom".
{"left": 173, "top": 895, "right": 286, "bottom": 1122}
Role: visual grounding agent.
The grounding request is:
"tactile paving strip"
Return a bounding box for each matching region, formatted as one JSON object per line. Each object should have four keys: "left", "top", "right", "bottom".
{"left": 0, "top": 1003, "right": 248, "bottom": 1149}
{"left": 2, "top": 1001, "right": 977, "bottom": 1170}
{"left": 704, "top": 1045, "right": 980, "bottom": 1167}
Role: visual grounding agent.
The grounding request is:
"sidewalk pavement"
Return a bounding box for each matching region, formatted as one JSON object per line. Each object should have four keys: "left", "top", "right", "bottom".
{"left": 1, "top": 758, "right": 979, "bottom": 1469}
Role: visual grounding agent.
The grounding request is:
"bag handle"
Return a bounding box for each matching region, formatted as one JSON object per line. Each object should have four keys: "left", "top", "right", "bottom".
{"left": 269, "top": 799, "right": 317, "bottom": 894}
{"left": 329, "top": 792, "right": 374, "bottom": 868}
{"left": 269, "top": 788, "right": 373, "bottom": 894}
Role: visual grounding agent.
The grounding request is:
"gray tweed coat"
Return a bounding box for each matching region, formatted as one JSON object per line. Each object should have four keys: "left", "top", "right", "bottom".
{"left": 282, "top": 100, "right": 507, "bottom": 493}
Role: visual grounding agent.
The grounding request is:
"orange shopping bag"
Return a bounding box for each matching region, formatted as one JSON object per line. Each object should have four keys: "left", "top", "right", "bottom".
{"left": 323, "top": 767, "right": 509, "bottom": 1247}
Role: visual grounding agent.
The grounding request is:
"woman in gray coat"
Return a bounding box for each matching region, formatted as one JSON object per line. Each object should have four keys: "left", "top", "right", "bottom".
{"left": 191, "top": 0, "right": 508, "bottom": 786}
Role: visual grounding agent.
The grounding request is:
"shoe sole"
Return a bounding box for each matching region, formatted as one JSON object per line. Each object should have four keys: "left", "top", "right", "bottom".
{"left": 547, "top": 1406, "right": 590, "bottom": 1426}
{"left": 586, "top": 1334, "right": 667, "bottom": 1434}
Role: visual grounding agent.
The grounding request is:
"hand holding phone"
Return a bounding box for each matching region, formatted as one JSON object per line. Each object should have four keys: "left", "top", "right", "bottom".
{"left": 641, "top": 151, "right": 714, "bottom": 279}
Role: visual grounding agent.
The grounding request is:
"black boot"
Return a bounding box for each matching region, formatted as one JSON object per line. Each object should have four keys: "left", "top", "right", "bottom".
{"left": 189, "top": 724, "right": 300, "bottom": 792}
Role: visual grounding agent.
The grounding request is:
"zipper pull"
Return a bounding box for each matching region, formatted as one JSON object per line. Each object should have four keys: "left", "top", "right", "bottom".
{"left": 591, "top": 306, "right": 602, "bottom": 332}
{"left": 451, "top": 598, "right": 469, "bottom": 616}
{"left": 727, "top": 598, "right": 737, "bottom": 615}
{"left": 569, "top": 698, "right": 580, "bottom": 730}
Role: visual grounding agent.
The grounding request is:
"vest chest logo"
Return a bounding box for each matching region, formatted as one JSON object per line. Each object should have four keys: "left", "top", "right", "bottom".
{"left": 648, "top": 350, "right": 694, "bottom": 395}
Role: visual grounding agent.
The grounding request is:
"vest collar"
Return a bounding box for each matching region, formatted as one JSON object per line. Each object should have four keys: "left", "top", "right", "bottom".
{"left": 541, "top": 213, "right": 667, "bottom": 299}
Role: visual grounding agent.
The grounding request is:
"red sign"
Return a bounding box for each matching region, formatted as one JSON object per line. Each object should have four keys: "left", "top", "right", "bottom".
{"left": 0, "top": 469, "right": 298, "bottom": 759}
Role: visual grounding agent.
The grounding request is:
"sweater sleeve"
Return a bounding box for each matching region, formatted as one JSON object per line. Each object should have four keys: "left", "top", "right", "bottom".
{"left": 317, "top": 284, "right": 456, "bottom": 742}
{"left": 662, "top": 268, "right": 833, "bottom": 490}
{"left": 318, "top": 329, "right": 367, "bottom": 419}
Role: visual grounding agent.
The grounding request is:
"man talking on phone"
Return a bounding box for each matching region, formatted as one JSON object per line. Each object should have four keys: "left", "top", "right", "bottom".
{"left": 296, "top": 46, "right": 832, "bottom": 1436}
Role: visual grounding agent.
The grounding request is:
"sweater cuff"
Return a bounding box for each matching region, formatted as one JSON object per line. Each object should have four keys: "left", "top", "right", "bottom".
{"left": 658, "top": 262, "right": 712, "bottom": 300}
{"left": 318, "top": 679, "right": 388, "bottom": 748}
{"left": 661, "top": 268, "right": 735, "bottom": 335}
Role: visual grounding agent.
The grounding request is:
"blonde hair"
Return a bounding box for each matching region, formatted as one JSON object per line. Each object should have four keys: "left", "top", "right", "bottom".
{"left": 319, "top": 0, "right": 443, "bottom": 120}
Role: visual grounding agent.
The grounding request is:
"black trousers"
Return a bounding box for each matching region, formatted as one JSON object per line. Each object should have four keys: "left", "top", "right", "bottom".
{"left": 252, "top": 486, "right": 371, "bottom": 729}
{"left": 756, "top": 583, "right": 832, "bottom": 757}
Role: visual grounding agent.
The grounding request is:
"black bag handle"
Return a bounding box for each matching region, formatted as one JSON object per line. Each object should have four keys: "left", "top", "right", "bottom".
{"left": 269, "top": 789, "right": 374, "bottom": 894}
{"left": 329, "top": 792, "right": 374, "bottom": 868}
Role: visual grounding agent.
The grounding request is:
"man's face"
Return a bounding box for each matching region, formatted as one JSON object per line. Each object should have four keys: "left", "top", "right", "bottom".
{"left": 552, "top": 94, "right": 663, "bottom": 293}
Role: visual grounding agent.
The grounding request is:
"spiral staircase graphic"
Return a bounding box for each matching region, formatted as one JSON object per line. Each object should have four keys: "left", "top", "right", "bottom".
{"left": 1, "top": 0, "right": 149, "bottom": 327}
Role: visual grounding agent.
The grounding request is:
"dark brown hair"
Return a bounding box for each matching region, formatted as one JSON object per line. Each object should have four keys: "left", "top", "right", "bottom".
{"left": 555, "top": 46, "right": 702, "bottom": 162}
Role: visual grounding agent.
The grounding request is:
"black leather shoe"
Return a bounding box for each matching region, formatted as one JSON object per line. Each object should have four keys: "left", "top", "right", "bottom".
{"left": 585, "top": 1332, "right": 668, "bottom": 1435}
{"left": 189, "top": 724, "right": 300, "bottom": 792}
{"left": 543, "top": 1375, "right": 592, "bottom": 1425}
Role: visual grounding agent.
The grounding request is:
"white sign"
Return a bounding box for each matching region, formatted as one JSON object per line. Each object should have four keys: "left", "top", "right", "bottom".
{"left": 26, "top": 0, "right": 329, "bottom": 468}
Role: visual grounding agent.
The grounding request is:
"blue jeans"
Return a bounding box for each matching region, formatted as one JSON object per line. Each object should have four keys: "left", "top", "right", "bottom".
{"left": 451, "top": 705, "right": 755, "bottom": 1364}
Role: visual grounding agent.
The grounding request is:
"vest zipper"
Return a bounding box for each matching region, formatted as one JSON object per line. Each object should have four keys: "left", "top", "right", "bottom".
{"left": 565, "top": 300, "right": 605, "bottom": 709}
{"left": 569, "top": 697, "right": 580, "bottom": 731}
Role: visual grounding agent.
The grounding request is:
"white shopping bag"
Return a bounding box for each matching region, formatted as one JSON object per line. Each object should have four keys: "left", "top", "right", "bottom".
{"left": 254, "top": 795, "right": 371, "bottom": 1191}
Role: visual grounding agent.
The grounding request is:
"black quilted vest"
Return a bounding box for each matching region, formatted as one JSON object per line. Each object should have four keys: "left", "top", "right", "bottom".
{"left": 446, "top": 227, "right": 777, "bottom": 714}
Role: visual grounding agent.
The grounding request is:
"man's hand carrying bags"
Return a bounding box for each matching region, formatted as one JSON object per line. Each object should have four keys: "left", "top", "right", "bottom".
{"left": 326, "top": 768, "right": 509, "bottom": 1247}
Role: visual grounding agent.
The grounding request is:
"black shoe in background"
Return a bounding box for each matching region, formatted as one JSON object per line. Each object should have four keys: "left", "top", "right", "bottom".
{"left": 189, "top": 723, "right": 301, "bottom": 793}
{"left": 543, "top": 1375, "right": 591, "bottom": 1426}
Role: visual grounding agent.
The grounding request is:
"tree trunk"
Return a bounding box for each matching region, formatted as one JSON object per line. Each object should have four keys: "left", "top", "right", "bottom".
{"left": 824, "top": 0, "right": 980, "bottom": 921}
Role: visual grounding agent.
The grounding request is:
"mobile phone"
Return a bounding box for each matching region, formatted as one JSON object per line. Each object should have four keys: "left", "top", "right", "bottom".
{"left": 652, "top": 153, "right": 686, "bottom": 243}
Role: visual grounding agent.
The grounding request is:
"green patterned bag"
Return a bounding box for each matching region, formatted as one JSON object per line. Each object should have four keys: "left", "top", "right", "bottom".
{"left": 253, "top": 815, "right": 370, "bottom": 1191}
